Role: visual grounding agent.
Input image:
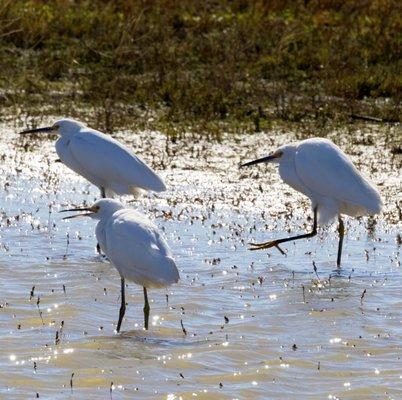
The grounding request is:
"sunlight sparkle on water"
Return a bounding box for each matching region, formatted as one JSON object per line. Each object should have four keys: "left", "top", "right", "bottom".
{"left": 0, "top": 124, "right": 400, "bottom": 399}
{"left": 178, "top": 353, "right": 192, "bottom": 359}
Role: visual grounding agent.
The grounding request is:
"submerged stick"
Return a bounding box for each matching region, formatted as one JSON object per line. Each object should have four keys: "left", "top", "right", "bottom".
{"left": 360, "top": 289, "right": 367, "bottom": 306}
{"left": 63, "top": 233, "right": 70, "bottom": 259}
{"left": 180, "top": 319, "right": 187, "bottom": 335}
{"left": 313, "top": 261, "right": 320, "bottom": 281}
{"left": 36, "top": 296, "right": 44, "bottom": 325}
{"left": 70, "top": 372, "right": 75, "bottom": 393}
{"left": 29, "top": 285, "right": 35, "bottom": 301}
{"left": 350, "top": 114, "right": 398, "bottom": 124}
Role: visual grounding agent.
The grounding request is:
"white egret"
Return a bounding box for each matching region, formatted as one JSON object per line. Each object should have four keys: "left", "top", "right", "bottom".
{"left": 241, "top": 138, "right": 382, "bottom": 267}
{"left": 19, "top": 118, "right": 166, "bottom": 198}
{"left": 62, "top": 199, "right": 179, "bottom": 331}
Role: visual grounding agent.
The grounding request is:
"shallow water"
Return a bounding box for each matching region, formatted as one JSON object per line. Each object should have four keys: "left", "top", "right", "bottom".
{"left": 0, "top": 121, "right": 401, "bottom": 399}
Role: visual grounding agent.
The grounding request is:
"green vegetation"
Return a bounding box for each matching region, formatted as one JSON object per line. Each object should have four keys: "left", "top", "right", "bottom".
{"left": 0, "top": 0, "right": 400, "bottom": 134}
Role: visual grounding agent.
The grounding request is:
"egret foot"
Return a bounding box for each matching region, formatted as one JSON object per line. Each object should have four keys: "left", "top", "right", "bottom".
{"left": 249, "top": 241, "right": 286, "bottom": 254}
{"left": 248, "top": 207, "right": 318, "bottom": 256}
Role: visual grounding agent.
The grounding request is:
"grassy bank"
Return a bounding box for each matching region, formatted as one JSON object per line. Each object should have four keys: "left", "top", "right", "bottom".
{"left": 0, "top": 0, "right": 401, "bottom": 135}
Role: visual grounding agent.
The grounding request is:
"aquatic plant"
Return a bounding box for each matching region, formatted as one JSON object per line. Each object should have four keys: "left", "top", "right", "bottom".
{"left": 0, "top": 0, "right": 400, "bottom": 134}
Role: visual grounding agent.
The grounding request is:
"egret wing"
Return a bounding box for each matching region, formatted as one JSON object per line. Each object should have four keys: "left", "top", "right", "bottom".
{"left": 294, "top": 139, "right": 381, "bottom": 214}
{"left": 56, "top": 136, "right": 100, "bottom": 184}
{"left": 105, "top": 210, "right": 179, "bottom": 288}
{"left": 68, "top": 128, "right": 166, "bottom": 193}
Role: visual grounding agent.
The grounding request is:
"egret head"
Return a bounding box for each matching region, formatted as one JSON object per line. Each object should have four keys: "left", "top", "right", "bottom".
{"left": 61, "top": 199, "right": 125, "bottom": 221}
{"left": 240, "top": 144, "right": 297, "bottom": 168}
{"left": 19, "top": 118, "right": 85, "bottom": 137}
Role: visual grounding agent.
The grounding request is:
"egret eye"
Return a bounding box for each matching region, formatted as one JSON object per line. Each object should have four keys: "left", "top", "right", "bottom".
{"left": 275, "top": 150, "right": 283, "bottom": 158}
{"left": 93, "top": 205, "right": 100, "bottom": 212}
{"left": 52, "top": 124, "right": 59, "bottom": 130}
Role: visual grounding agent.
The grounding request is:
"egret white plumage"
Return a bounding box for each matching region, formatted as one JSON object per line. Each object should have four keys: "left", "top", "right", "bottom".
{"left": 241, "top": 138, "right": 382, "bottom": 267}
{"left": 20, "top": 118, "right": 166, "bottom": 198}
{"left": 62, "top": 199, "right": 179, "bottom": 332}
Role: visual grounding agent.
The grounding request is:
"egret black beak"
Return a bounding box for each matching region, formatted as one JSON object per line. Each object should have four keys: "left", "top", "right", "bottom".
{"left": 60, "top": 207, "right": 94, "bottom": 220}
{"left": 240, "top": 154, "right": 278, "bottom": 168}
{"left": 19, "top": 126, "right": 54, "bottom": 135}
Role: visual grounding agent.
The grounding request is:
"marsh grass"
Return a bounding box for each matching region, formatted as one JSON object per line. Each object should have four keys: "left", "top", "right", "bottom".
{"left": 0, "top": 0, "right": 400, "bottom": 135}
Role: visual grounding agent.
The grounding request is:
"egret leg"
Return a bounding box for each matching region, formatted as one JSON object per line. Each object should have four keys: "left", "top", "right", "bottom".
{"left": 336, "top": 217, "right": 345, "bottom": 269}
{"left": 96, "top": 187, "right": 106, "bottom": 254}
{"left": 143, "top": 287, "right": 150, "bottom": 330}
{"left": 249, "top": 207, "right": 318, "bottom": 252}
{"left": 116, "top": 277, "right": 126, "bottom": 333}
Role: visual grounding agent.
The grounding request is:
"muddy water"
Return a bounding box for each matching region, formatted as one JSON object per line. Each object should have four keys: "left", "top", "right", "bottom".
{"left": 0, "top": 121, "right": 401, "bottom": 399}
